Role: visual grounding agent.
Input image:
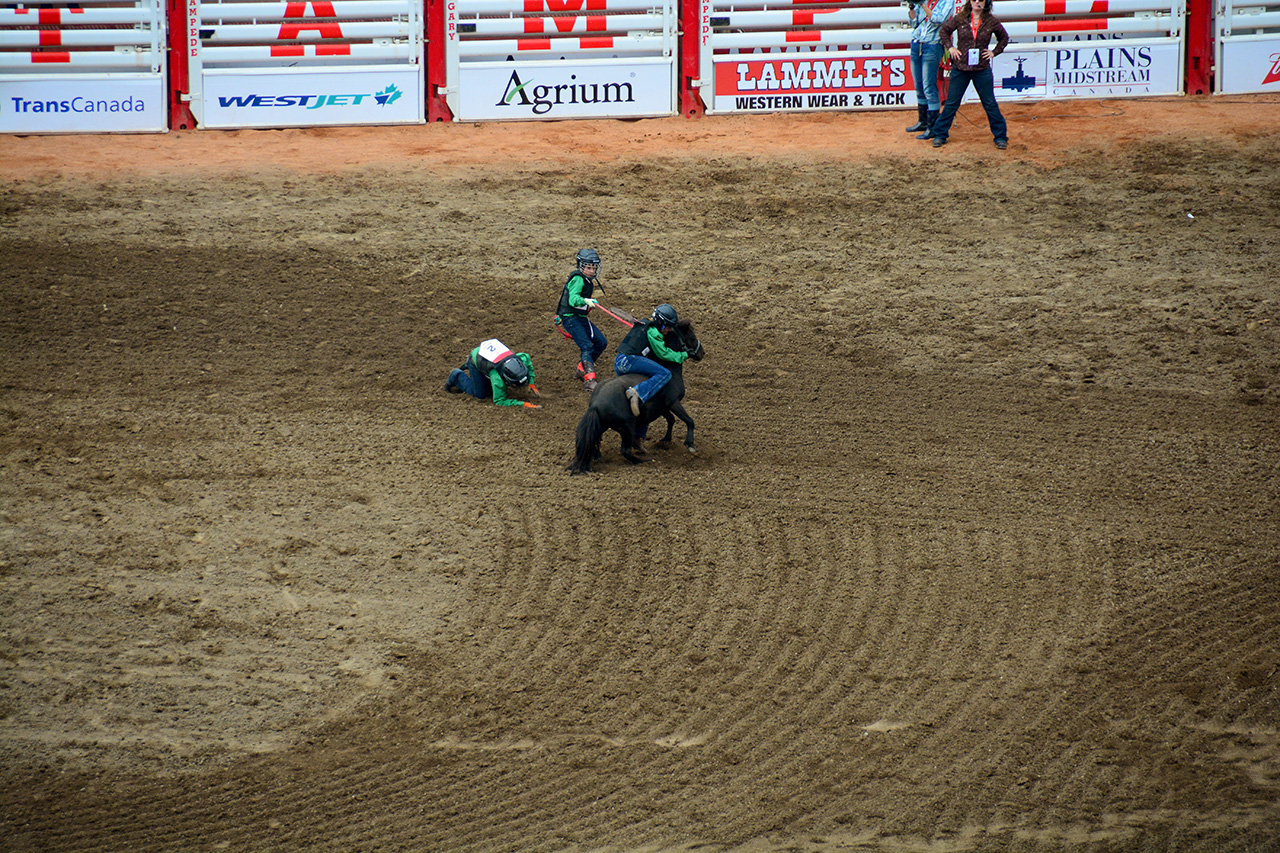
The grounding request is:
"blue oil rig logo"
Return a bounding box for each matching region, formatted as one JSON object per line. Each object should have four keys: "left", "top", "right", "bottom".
{"left": 1002, "top": 58, "right": 1037, "bottom": 92}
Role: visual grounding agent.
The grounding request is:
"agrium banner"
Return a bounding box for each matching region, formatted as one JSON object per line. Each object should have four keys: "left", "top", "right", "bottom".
{"left": 455, "top": 59, "right": 673, "bottom": 121}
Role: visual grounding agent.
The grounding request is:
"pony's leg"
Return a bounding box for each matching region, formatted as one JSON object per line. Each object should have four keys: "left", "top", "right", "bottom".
{"left": 619, "top": 424, "right": 646, "bottom": 464}
{"left": 668, "top": 402, "right": 696, "bottom": 452}
{"left": 658, "top": 412, "right": 676, "bottom": 444}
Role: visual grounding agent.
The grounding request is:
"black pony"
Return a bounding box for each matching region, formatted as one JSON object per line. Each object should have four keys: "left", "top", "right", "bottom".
{"left": 568, "top": 320, "right": 704, "bottom": 475}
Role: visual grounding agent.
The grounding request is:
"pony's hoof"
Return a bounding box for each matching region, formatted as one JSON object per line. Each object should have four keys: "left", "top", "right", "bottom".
{"left": 685, "top": 444, "right": 697, "bottom": 454}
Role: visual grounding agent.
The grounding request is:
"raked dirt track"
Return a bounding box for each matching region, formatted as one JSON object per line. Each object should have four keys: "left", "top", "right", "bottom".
{"left": 2, "top": 96, "right": 1279, "bottom": 852}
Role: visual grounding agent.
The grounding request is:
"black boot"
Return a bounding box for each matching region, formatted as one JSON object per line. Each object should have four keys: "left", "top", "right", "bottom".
{"left": 917, "top": 110, "right": 939, "bottom": 139}
{"left": 906, "top": 105, "right": 928, "bottom": 133}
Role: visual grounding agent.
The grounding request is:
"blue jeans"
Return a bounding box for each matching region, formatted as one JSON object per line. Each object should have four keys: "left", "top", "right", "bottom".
{"left": 911, "top": 42, "right": 944, "bottom": 111}
{"left": 615, "top": 353, "right": 670, "bottom": 404}
{"left": 560, "top": 315, "right": 606, "bottom": 367}
{"left": 931, "top": 66, "right": 1007, "bottom": 143}
{"left": 451, "top": 360, "right": 491, "bottom": 400}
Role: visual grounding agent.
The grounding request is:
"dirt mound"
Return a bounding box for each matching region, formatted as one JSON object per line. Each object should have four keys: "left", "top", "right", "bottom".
{"left": 2, "top": 98, "right": 1279, "bottom": 851}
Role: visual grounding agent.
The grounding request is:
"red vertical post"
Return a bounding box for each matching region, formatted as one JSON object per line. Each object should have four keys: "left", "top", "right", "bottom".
{"left": 1185, "top": 0, "right": 1213, "bottom": 94}
{"left": 167, "top": 0, "right": 197, "bottom": 129}
{"left": 426, "top": 0, "right": 453, "bottom": 121}
{"left": 678, "top": 0, "right": 705, "bottom": 118}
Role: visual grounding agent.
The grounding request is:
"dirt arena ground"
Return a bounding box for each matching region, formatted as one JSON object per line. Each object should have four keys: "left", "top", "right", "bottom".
{"left": 2, "top": 96, "right": 1279, "bottom": 852}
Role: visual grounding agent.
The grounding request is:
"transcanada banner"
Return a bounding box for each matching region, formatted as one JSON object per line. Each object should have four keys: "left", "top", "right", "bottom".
{"left": 199, "top": 69, "right": 424, "bottom": 129}
{"left": 456, "top": 60, "right": 674, "bottom": 121}
{"left": 0, "top": 77, "right": 166, "bottom": 133}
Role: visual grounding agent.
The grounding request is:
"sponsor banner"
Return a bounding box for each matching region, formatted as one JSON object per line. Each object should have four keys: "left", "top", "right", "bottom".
{"left": 712, "top": 52, "right": 912, "bottom": 113}
{"left": 199, "top": 68, "right": 423, "bottom": 128}
{"left": 1217, "top": 40, "right": 1280, "bottom": 95}
{"left": 455, "top": 60, "right": 674, "bottom": 121}
{"left": 979, "top": 42, "right": 1182, "bottom": 100}
{"left": 0, "top": 76, "right": 165, "bottom": 133}
{"left": 1031, "top": 32, "right": 1143, "bottom": 43}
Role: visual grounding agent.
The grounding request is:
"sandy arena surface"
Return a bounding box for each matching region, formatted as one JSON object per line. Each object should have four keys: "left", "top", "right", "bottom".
{"left": 2, "top": 96, "right": 1279, "bottom": 852}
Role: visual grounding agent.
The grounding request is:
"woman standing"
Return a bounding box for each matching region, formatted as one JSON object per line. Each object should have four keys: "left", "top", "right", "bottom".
{"left": 906, "top": 0, "right": 954, "bottom": 140}
{"left": 931, "top": 0, "right": 1010, "bottom": 149}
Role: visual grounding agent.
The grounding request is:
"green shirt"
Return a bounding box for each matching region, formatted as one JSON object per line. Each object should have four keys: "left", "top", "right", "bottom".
{"left": 646, "top": 325, "right": 688, "bottom": 363}
{"left": 469, "top": 347, "right": 536, "bottom": 407}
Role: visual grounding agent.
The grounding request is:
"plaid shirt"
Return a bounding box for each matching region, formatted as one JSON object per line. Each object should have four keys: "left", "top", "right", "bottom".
{"left": 939, "top": 11, "right": 1009, "bottom": 71}
{"left": 908, "top": 0, "right": 953, "bottom": 46}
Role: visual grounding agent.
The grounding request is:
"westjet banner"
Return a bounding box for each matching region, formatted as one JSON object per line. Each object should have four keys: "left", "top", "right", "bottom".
{"left": 198, "top": 68, "right": 424, "bottom": 129}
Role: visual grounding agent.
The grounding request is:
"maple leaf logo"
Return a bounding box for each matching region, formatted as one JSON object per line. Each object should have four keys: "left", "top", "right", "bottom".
{"left": 374, "top": 85, "right": 402, "bottom": 106}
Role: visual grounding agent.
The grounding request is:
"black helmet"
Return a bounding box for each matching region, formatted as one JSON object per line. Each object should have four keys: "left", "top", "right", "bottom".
{"left": 497, "top": 355, "right": 529, "bottom": 387}
{"left": 576, "top": 248, "right": 601, "bottom": 273}
{"left": 652, "top": 304, "right": 678, "bottom": 328}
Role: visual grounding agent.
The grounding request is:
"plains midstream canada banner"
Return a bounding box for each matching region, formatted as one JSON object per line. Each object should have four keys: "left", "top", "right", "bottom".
{"left": 0, "top": 76, "right": 167, "bottom": 133}
{"left": 976, "top": 42, "right": 1183, "bottom": 100}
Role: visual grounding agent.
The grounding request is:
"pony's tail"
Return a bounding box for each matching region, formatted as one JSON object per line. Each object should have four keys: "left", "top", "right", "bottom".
{"left": 568, "top": 408, "right": 604, "bottom": 474}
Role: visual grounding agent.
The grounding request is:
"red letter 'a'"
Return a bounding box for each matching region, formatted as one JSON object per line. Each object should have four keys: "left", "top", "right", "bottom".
{"left": 279, "top": 2, "right": 344, "bottom": 40}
